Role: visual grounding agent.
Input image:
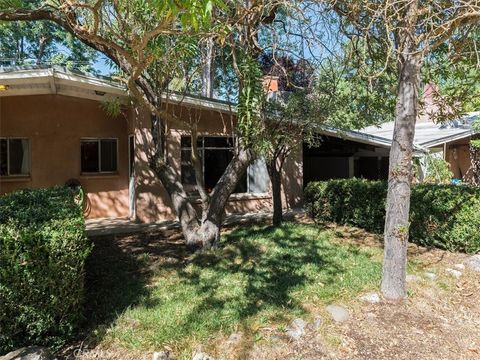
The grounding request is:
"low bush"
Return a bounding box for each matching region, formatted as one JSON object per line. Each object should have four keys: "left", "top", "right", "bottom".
{"left": 0, "top": 187, "right": 92, "bottom": 353}
{"left": 305, "top": 178, "right": 480, "bottom": 253}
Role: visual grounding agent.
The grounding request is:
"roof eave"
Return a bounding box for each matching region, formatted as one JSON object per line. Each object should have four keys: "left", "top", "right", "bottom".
{"left": 0, "top": 67, "right": 237, "bottom": 113}
{"left": 316, "top": 125, "right": 393, "bottom": 148}
{"left": 420, "top": 130, "right": 474, "bottom": 148}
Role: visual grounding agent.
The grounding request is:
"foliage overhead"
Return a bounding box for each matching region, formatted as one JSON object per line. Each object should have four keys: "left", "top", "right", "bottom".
{"left": 324, "top": 0, "right": 480, "bottom": 122}
{"left": 0, "top": 3, "right": 98, "bottom": 71}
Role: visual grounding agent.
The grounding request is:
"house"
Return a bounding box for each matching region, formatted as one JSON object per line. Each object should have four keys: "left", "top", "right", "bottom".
{"left": 304, "top": 82, "right": 479, "bottom": 183}
{"left": 304, "top": 112, "right": 479, "bottom": 184}
{"left": 0, "top": 66, "right": 303, "bottom": 222}
{"left": 1, "top": 66, "right": 477, "bottom": 223}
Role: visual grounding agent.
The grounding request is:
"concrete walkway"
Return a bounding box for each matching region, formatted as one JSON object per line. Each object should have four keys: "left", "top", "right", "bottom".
{"left": 85, "top": 209, "right": 305, "bottom": 237}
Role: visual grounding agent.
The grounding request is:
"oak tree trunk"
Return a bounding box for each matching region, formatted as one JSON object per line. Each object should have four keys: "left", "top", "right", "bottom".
{"left": 381, "top": 42, "right": 420, "bottom": 300}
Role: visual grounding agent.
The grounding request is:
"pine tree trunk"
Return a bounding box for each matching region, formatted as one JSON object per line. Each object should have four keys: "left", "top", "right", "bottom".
{"left": 267, "top": 158, "right": 283, "bottom": 226}
{"left": 381, "top": 43, "right": 421, "bottom": 300}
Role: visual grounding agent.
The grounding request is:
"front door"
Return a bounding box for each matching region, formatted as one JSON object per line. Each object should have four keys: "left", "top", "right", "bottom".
{"left": 128, "top": 135, "right": 136, "bottom": 219}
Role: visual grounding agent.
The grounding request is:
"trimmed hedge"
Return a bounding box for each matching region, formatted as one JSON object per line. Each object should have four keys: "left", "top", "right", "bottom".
{"left": 0, "top": 187, "right": 92, "bottom": 352}
{"left": 305, "top": 178, "right": 480, "bottom": 253}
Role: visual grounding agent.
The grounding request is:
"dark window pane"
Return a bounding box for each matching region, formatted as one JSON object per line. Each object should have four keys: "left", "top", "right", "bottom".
{"left": 357, "top": 157, "right": 379, "bottom": 180}
{"left": 180, "top": 136, "right": 240, "bottom": 192}
{"left": 0, "top": 139, "right": 7, "bottom": 176}
{"left": 8, "top": 139, "right": 29, "bottom": 175}
{"left": 204, "top": 149, "right": 232, "bottom": 192}
{"left": 181, "top": 136, "right": 202, "bottom": 148}
{"left": 100, "top": 139, "right": 117, "bottom": 172}
{"left": 181, "top": 136, "right": 191, "bottom": 148}
{"left": 181, "top": 149, "right": 201, "bottom": 185}
{"left": 235, "top": 171, "right": 248, "bottom": 193}
{"left": 181, "top": 165, "right": 197, "bottom": 185}
{"left": 181, "top": 149, "right": 192, "bottom": 163}
{"left": 380, "top": 157, "right": 389, "bottom": 180}
{"left": 181, "top": 149, "right": 194, "bottom": 185}
{"left": 81, "top": 141, "right": 99, "bottom": 172}
{"left": 204, "top": 137, "right": 233, "bottom": 148}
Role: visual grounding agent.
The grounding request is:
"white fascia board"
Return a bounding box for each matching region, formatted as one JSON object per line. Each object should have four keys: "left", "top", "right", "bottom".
{"left": 420, "top": 130, "right": 474, "bottom": 148}
{"left": 316, "top": 125, "right": 428, "bottom": 154}
{"left": 0, "top": 69, "right": 237, "bottom": 112}
{"left": 0, "top": 68, "right": 128, "bottom": 100}
{"left": 0, "top": 68, "right": 53, "bottom": 81}
{"left": 317, "top": 126, "right": 392, "bottom": 148}
{"left": 54, "top": 71, "right": 126, "bottom": 96}
{"left": 162, "top": 92, "right": 237, "bottom": 114}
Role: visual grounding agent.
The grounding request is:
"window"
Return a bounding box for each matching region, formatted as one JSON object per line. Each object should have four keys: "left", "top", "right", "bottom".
{"left": 181, "top": 136, "right": 269, "bottom": 194}
{"left": 0, "top": 138, "right": 31, "bottom": 176}
{"left": 81, "top": 138, "right": 118, "bottom": 173}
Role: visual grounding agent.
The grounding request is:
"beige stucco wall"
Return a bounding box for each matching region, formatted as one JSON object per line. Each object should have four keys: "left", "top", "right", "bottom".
{"left": 132, "top": 104, "right": 303, "bottom": 223}
{"left": 0, "top": 94, "right": 131, "bottom": 218}
{"left": 1, "top": 94, "right": 303, "bottom": 222}
{"left": 445, "top": 138, "right": 472, "bottom": 180}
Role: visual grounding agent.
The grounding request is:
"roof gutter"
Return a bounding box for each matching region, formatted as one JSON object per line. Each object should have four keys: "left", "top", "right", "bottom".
{"left": 420, "top": 129, "right": 474, "bottom": 148}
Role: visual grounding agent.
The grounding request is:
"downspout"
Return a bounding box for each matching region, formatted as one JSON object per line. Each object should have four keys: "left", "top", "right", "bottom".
{"left": 413, "top": 144, "right": 429, "bottom": 183}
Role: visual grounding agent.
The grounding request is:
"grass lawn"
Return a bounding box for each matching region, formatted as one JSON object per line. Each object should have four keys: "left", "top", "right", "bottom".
{"left": 83, "top": 223, "right": 382, "bottom": 357}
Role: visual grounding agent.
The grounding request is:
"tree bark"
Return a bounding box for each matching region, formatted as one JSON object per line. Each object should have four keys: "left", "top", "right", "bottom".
{"left": 381, "top": 38, "right": 421, "bottom": 300}
{"left": 151, "top": 143, "right": 253, "bottom": 250}
{"left": 267, "top": 158, "right": 283, "bottom": 226}
{"left": 201, "top": 36, "right": 214, "bottom": 98}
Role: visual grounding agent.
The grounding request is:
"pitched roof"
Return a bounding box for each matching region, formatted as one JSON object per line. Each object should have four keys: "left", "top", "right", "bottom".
{"left": 2, "top": 66, "right": 477, "bottom": 148}
{"left": 316, "top": 125, "right": 402, "bottom": 149}
{"left": 361, "top": 112, "right": 479, "bottom": 148}
{"left": 0, "top": 66, "right": 126, "bottom": 101}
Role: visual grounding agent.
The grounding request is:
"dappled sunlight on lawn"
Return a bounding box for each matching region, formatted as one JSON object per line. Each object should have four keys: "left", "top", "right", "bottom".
{"left": 83, "top": 223, "right": 382, "bottom": 356}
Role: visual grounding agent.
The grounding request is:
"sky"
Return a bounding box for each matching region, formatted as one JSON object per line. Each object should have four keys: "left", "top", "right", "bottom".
{"left": 94, "top": 54, "right": 114, "bottom": 76}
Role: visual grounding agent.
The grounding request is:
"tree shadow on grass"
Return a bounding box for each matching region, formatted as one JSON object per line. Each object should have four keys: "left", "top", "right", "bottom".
{"left": 160, "top": 224, "right": 354, "bottom": 336}
{"left": 69, "top": 228, "right": 188, "bottom": 351}
{"left": 66, "top": 223, "right": 378, "bottom": 356}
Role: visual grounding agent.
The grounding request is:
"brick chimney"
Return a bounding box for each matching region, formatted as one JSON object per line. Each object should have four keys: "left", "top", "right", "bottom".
{"left": 262, "top": 75, "right": 279, "bottom": 94}
{"left": 418, "top": 83, "right": 439, "bottom": 123}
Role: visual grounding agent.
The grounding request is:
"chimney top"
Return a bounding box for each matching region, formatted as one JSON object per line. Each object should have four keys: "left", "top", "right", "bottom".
{"left": 262, "top": 75, "right": 279, "bottom": 94}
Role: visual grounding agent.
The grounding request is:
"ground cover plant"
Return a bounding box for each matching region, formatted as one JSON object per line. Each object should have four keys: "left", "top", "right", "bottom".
{"left": 71, "top": 220, "right": 480, "bottom": 360}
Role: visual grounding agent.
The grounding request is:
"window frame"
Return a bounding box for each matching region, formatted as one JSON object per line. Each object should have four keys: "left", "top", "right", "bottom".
{"left": 80, "top": 137, "right": 119, "bottom": 175}
{"left": 181, "top": 135, "right": 261, "bottom": 194}
{"left": 0, "top": 137, "right": 31, "bottom": 177}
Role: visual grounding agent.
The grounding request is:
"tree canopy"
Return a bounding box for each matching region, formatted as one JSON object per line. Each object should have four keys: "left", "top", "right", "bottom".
{"left": 0, "top": 16, "right": 98, "bottom": 71}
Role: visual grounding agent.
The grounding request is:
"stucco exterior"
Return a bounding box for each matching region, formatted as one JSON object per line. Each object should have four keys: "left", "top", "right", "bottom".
{"left": 132, "top": 103, "right": 303, "bottom": 223}
{"left": 0, "top": 92, "right": 303, "bottom": 222}
{"left": 0, "top": 94, "right": 131, "bottom": 219}
{"left": 444, "top": 139, "right": 472, "bottom": 180}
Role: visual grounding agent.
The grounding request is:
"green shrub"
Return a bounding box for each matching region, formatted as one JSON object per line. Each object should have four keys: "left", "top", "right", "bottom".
{"left": 0, "top": 187, "right": 92, "bottom": 352}
{"left": 305, "top": 179, "right": 480, "bottom": 253}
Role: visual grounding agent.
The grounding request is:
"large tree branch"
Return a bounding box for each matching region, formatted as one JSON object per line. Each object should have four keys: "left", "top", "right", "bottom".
{"left": 0, "top": 7, "right": 160, "bottom": 107}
